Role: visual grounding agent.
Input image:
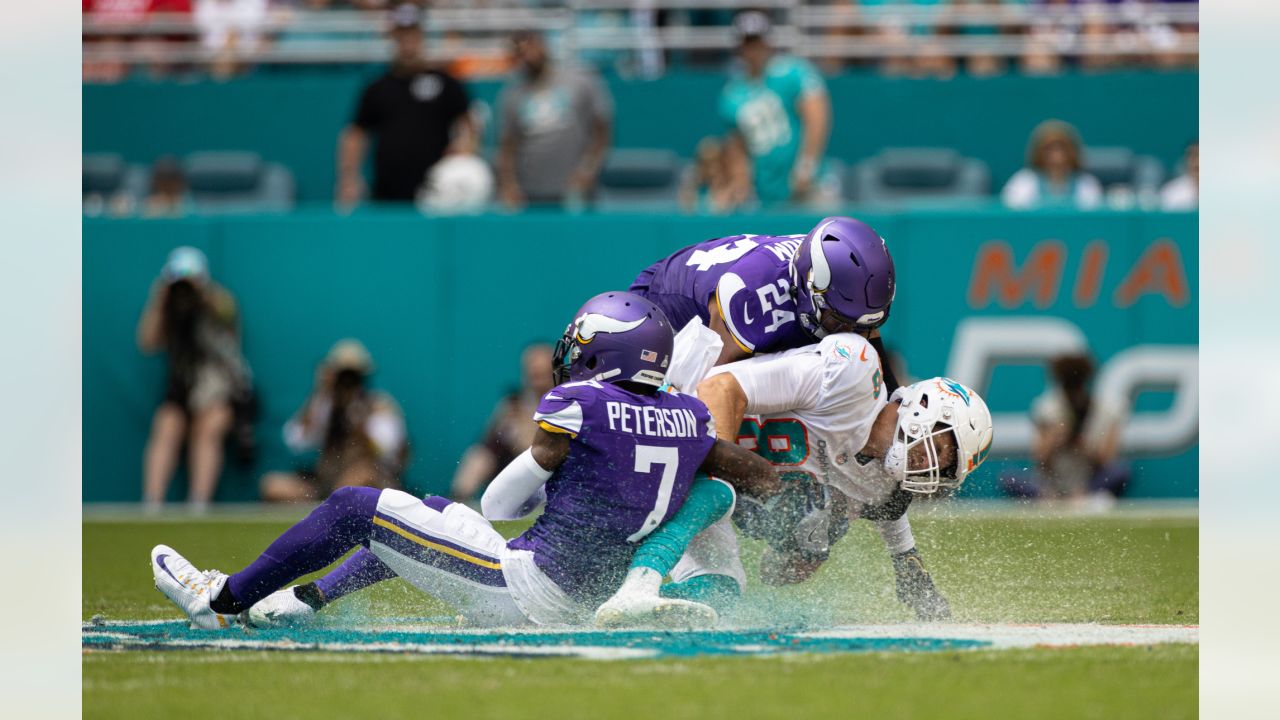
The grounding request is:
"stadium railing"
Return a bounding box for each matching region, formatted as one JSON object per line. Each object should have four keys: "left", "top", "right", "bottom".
{"left": 82, "top": 2, "right": 1199, "bottom": 69}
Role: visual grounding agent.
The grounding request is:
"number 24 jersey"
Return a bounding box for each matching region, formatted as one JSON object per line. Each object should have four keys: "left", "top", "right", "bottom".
{"left": 630, "top": 234, "right": 813, "bottom": 357}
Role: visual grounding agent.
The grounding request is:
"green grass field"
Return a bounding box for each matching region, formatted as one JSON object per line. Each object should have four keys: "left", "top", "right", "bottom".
{"left": 83, "top": 507, "right": 1198, "bottom": 719}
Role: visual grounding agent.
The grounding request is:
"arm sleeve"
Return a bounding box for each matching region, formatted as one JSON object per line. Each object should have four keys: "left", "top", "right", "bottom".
{"left": 792, "top": 58, "right": 827, "bottom": 99}
{"left": 724, "top": 350, "right": 824, "bottom": 416}
{"left": 480, "top": 448, "right": 553, "bottom": 521}
{"left": 630, "top": 475, "right": 735, "bottom": 575}
{"left": 875, "top": 514, "right": 917, "bottom": 555}
{"left": 867, "top": 335, "right": 900, "bottom": 396}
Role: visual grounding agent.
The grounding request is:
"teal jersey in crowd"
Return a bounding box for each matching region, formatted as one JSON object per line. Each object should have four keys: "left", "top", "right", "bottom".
{"left": 719, "top": 55, "right": 827, "bottom": 204}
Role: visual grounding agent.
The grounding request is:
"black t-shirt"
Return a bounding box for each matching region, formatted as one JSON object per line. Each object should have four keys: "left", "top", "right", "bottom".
{"left": 353, "top": 67, "right": 470, "bottom": 202}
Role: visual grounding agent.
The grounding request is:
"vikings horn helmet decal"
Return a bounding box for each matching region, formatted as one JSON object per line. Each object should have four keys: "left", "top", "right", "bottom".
{"left": 573, "top": 314, "right": 646, "bottom": 344}
{"left": 553, "top": 292, "right": 676, "bottom": 388}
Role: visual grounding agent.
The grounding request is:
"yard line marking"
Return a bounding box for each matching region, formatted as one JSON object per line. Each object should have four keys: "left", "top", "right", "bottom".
{"left": 82, "top": 621, "right": 1197, "bottom": 660}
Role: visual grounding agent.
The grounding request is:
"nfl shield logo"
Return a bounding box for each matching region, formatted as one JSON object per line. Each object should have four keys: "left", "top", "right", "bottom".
{"left": 640, "top": 350, "right": 657, "bottom": 362}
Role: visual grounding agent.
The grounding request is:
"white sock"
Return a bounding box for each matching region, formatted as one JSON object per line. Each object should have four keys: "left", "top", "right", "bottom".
{"left": 617, "top": 566, "right": 662, "bottom": 597}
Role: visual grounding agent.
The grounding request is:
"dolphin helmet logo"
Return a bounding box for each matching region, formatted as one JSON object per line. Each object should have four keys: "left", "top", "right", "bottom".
{"left": 936, "top": 377, "right": 972, "bottom": 406}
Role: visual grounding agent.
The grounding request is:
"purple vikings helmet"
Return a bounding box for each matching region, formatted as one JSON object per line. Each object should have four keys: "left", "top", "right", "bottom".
{"left": 789, "top": 216, "right": 896, "bottom": 338}
{"left": 552, "top": 291, "right": 675, "bottom": 388}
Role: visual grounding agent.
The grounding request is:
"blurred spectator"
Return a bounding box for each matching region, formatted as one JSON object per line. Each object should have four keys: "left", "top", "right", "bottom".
{"left": 144, "top": 156, "right": 191, "bottom": 217}
{"left": 450, "top": 343, "right": 554, "bottom": 502}
{"left": 261, "top": 340, "right": 409, "bottom": 502}
{"left": 719, "top": 11, "right": 834, "bottom": 208}
{"left": 1001, "top": 119, "right": 1103, "bottom": 210}
{"left": 83, "top": 0, "right": 194, "bottom": 82}
{"left": 1076, "top": 5, "right": 1128, "bottom": 73}
{"left": 678, "top": 137, "right": 735, "bottom": 214}
{"left": 497, "top": 31, "right": 614, "bottom": 210}
{"left": 1160, "top": 140, "right": 1198, "bottom": 210}
{"left": 954, "top": 0, "right": 1008, "bottom": 77}
{"left": 1019, "top": 0, "right": 1070, "bottom": 76}
{"left": 336, "top": 3, "right": 472, "bottom": 206}
{"left": 193, "top": 0, "right": 269, "bottom": 79}
{"left": 1004, "top": 353, "right": 1129, "bottom": 502}
{"left": 137, "top": 247, "right": 251, "bottom": 511}
{"left": 275, "top": 0, "right": 355, "bottom": 56}
{"left": 442, "top": 30, "right": 517, "bottom": 80}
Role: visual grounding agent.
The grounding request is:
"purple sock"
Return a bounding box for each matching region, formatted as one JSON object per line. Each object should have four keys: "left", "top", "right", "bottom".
{"left": 221, "top": 486, "right": 381, "bottom": 611}
{"left": 313, "top": 548, "right": 398, "bottom": 604}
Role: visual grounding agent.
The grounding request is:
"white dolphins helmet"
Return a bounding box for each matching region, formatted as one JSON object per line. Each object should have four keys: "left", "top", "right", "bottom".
{"left": 884, "top": 377, "right": 994, "bottom": 494}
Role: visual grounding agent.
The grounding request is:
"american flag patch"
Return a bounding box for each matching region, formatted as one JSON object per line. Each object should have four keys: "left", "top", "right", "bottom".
{"left": 640, "top": 350, "right": 657, "bottom": 362}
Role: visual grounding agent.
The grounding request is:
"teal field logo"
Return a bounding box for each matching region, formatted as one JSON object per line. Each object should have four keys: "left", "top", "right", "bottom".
{"left": 82, "top": 620, "right": 1195, "bottom": 660}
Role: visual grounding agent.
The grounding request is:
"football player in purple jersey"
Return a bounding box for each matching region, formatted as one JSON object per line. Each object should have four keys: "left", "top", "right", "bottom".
{"left": 149, "top": 292, "right": 778, "bottom": 630}
{"left": 629, "top": 216, "right": 898, "bottom": 386}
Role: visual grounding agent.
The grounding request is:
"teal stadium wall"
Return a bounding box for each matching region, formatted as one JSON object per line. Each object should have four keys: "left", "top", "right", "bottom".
{"left": 83, "top": 70, "right": 1198, "bottom": 203}
{"left": 83, "top": 209, "right": 1198, "bottom": 502}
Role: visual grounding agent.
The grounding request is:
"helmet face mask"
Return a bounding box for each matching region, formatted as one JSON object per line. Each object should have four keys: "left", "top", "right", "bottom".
{"left": 886, "top": 378, "right": 994, "bottom": 495}
{"left": 811, "top": 294, "right": 861, "bottom": 336}
{"left": 551, "top": 292, "right": 674, "bottom": 390}
{"left": 550, "top": 332, "right": 580, "bottom": 385}
{"left": 886, "top": 422, "right": 960, "bottom": 495}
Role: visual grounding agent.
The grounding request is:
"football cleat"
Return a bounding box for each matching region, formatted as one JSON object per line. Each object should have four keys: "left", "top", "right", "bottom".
{"left": 246, "top": 586, "right": 319, "bottom": 628}
{"left": 594, "top": 591, "right": 718, "bottom": 630}
{"left": 150, "top": 544, "right": 237, "bottom": 630}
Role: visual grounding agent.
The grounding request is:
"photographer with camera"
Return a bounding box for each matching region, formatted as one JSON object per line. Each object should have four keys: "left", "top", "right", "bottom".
{"left": 261, "top": 339, "right": 409, "bottom": 503}
{"left": 137, "top": 247, "right": 253, "bottom": 512}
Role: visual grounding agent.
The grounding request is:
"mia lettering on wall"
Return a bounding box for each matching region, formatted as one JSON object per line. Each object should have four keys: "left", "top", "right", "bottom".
{"left": 890, "top": 213, "right": 1197, "bottom": 497}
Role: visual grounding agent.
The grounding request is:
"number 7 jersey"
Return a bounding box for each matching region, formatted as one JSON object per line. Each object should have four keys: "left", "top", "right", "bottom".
{"left": 629, "top": 234, "right": 813, "bottom": 356}
{"left": 506, "top": 380, "right": 717, "bottom": 602}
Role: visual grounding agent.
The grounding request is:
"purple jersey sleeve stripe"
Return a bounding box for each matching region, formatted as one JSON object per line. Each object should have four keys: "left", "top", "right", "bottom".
{"left": 537, "top": 420, "right": 577, "bottom": 437}
{"left": 534, "top": 397, "right": 585, "bottom": 435}
{"left": 372, "top": 513, "right": 501, "bottom": 568}
{"left": 713, "top": 285, "right": 755, "bottom": 354}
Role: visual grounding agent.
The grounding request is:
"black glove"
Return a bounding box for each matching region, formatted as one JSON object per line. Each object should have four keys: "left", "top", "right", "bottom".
{"left": 892, "top": 548, "right": 951, "bottom": 621}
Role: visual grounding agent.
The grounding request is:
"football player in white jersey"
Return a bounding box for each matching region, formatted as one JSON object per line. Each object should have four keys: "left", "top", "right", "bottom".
{"left": 596, "top": 329, "right": 993, "bottom": 625}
